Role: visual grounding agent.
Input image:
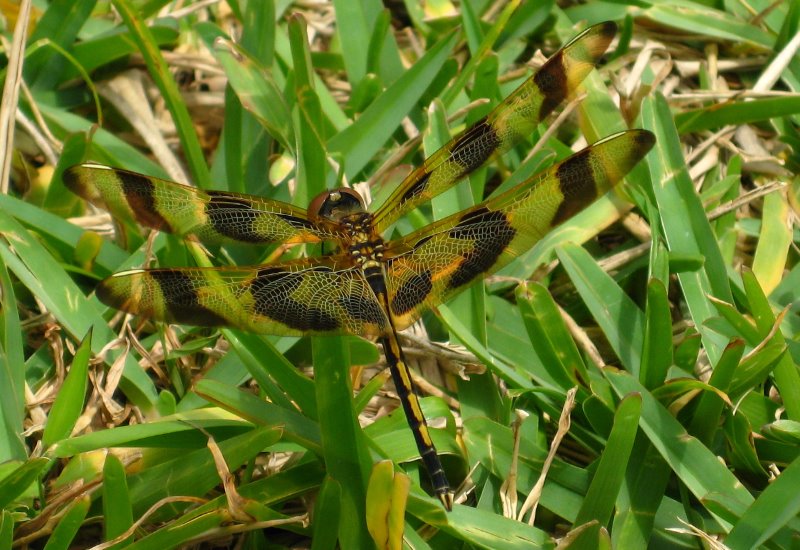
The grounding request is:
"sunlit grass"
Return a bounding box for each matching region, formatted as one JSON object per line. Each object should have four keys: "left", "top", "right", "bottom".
{"left": 1, "top": 1, "right": 799, "bottom": 548}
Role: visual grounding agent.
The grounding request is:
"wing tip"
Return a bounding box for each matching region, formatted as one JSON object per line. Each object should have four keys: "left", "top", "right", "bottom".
{"left": 96, "top": 276, "right": 128, "bottom": 312}
{"left": 574, "top": 20, "right": 617, "bottom": 53}
{"left": 631, "top": 129, "right": 656, "bottom": 158}
{"left": 62, "top": 164, "right": 93, "bottom": 200}
{"left": 596, "top": 20, "right": 618, "bottom": 41}
{"left": 64, "top": 163, "right": 119, "bottom": 204}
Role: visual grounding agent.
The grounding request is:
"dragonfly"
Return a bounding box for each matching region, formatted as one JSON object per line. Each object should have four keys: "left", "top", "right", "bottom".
{"left": 65, "top": 21, "right": 654, "bottom": 510}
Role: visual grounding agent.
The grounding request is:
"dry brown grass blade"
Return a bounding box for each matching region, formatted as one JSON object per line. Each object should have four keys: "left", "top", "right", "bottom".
{"left": 517, "top": 387, "right": 577, "bottom": 525}
{"left": 0, "top": 0, "right": 33, "bottom": 193}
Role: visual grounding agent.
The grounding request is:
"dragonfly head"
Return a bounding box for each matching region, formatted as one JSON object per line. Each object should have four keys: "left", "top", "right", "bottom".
{"left": 309, "top": 188, "right": 367, "bottom": 224}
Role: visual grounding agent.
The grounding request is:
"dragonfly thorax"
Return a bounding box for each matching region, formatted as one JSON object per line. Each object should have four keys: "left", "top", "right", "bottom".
{"left": 307, "top": 187, "right": 384, "bottom": 265}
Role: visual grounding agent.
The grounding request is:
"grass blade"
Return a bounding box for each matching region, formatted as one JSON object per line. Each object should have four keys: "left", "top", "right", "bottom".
{"left": 726, "top": 455, "right": 800, "bottom": 549}
{"left": 328, "top": 30, "right": 458, "bottom": 179}
{"left": 102, "top": 453, "right": 133, "bottom": 546}
{"left": 606, "top": 371, "right": 752, "bottom": 527}
{"left": 42, "top": 330, "right": 91, "bottom": 447}
{"left": 41, "top": 495, "right": 91, "bottom": 550}
{"left": 572, "top": 394, "right": 641, "bottom": 538}
{"left": 111, "top": 0, "right": 209, "bottom": 187}
{"left": 313, "top": 336, "right": 372, "bottom": 548}
{"left": 640, "top": 94, "right": 732, "bottom": 363}
{"left": 556, "top": 243, "right": 644, "bottom": 373}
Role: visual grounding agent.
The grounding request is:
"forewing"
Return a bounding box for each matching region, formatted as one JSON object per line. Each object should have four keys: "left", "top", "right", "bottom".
{"left": 372, "top": 21, "right": 617, "bottom": 231}
{"left": 384, "top": 130, "right": 655, "bottom": 330}
{"left": 65, "top": 163, "right": 336, "bottom": 245}
{"left": 97, "top": 258, "right": 389, "bottom": 338}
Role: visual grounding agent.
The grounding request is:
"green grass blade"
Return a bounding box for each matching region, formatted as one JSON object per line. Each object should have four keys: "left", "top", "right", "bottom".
{"left": 69, "top": 22, "right": 180, "bottom": 78}
{"left": 709, "top": 297, "right": 762, "bottom": 345}
{"left": 41, "top": 495, "right": 91, "bottom": 550}
{"left": 331, "top": 0, "right": 402, "bottom": 84}
{"left": 0, "top": 458, "right": 49, "bottom": 510}
{"left": 312, "top": 336, "right": 371, "bottom": 548}
{"left": 606, "top": 371, "right": 752, "bottom": 527}
{"left": 241, "top": 0, "right": 276, "bottom": 63}
{"left": 330, "top": 0, "right": 371, "bottom": 84}
{"left": 728, "top": 340, "right": 786, "bottom": 402}
{"left": 125, "top": 512, "right": 229, "bottom": 549}
{"left": 294, "top": 82, "right": 329, "bottom": 206}
{"left": 289, "top": 14, "right": 315, "bottom": 91}
{"left": 438, "top": 305, "right": 530, "bottom": 388}
{"left": 640, "top": 4, "right": 773, "bottom": 47}
{"left": 42, "top": 330, "right": 91, "bottom": 447}
{"left": 102, "top": 453, "right": 133, "bottom": 547}
{"left": 726, "top": 455, "right": 800, "bottom": 549}
{"left": 443, "top": 505, "right": 554, "bottom": 549}
{"left": 440, "top": 0, "right": 520, "bottom": 106}
{"left": 313, "top": 478, "right": 342, "bottom": 550}
{"left": 51, "top": 411, "right": 272, "bottom": 455}
{"left": 125, "top": 427, "right": 281, "bottom": 518}
{"left": 724, "top": 413, "right": 768, "bottom": 483}
{"left": 0, "top": 511, "right": 10, "bottom": 547}
{"left": 573, "top": 394, "right": 641, "bottom": 530}
{"left": 742, "top": 270, "right": 800, "bottom": 420}
{"left": 675, "top": 97, "right": 800, "bottom": 133}
{"left": 640, "top": 94, "right": 732, "bottom": 363}
{"left": 0, "top": 210, "right": 158, "bottom": 408}
{"left": 463, "top": 415, "right": 585, "bottom": 522}
{"left": 39, "top": 105, "right": 167, "bottom": 177}
{"left": 611, "top": 442, "right": 673, "bottom": 548}
{"left": 688, "top": 339, "right": 745, "bottom": 445}
{"left": 640, "top": 279, "right": 673, "bottom": 390}
{"left": 0, "top": 260, "right": 25, "bottom": 461}
{"left": 365, "top": 10, "right": 392, "bottom": 77}
{"left": 25, "top": 0, "right": 96, "bottom": 89}
{"left": 224, "top": 330, "right": 316, "bottom": 417}
{"left": 328, "top": 30, "right": 458, "bottom": 179}
{"left": 195, "top": 379, "right": 322, "bottom": 454}
{"left": 111, "top": 0, "right": 210, "bottom": 187}
{"left": 517, "top": 283, "right": 589, "bottom": 390}
{"left": 211, "top": 37, "right": 294, "bottom": 154}
{"left": 556, "top": 243, "right": 644, "bottom": 374}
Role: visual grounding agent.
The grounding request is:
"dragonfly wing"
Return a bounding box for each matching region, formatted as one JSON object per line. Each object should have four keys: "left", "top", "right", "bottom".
{"left": 65, "top": 163, "right": 335, "bottom": 245}
{"left": 384, "top": 130, "right": 655, "bottom": 330}
{"left": 372, "top": 21, "right": 618, "bottom": 231}
{"left": 98, "top": 258, "right": 389, "bottom": 338}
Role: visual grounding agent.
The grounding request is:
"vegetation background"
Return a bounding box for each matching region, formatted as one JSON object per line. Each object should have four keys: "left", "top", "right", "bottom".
{"left": 1, "top": 0, "right": 799, "bottom": 548}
